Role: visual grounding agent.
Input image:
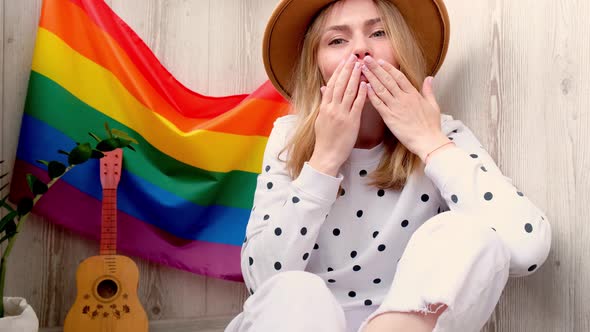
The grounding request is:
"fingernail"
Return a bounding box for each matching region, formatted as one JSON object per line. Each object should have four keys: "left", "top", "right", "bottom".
{"left": 367, "top": 83, "right": 372, "bottom": 91}
{"left": 361, "top": 64, "right": 368, "bottom": 72}
{"left": 348, "top": 54, "right": 357, "bottom": 63}
{"left": 360, "top": 81, "right": 367, "bottom": 89}
{"left": 354, "top": 62, "right": 361, "bottom": 70}
{"left": 364, "top": 56, "right": 373, "bottom": 63}
{"left": 320, "top": 86, "right": 326, "bottom": 94}
{"left": 377, "top": 59, "right": 386, "bottom": 66}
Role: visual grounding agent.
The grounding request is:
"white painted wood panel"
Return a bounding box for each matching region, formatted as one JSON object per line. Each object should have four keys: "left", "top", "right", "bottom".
{"left": 1, "top": 0, "right": 586, "bottom": 330}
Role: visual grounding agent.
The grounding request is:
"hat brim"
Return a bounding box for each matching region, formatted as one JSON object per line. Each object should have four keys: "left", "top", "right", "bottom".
{"left": 263, "top": 0, "right": 450, "bottom": 100}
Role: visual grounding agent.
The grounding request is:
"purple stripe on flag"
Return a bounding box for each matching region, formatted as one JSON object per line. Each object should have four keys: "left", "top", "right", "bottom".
{"left": 13, "top": 159, "right": 245, "bottom": 282}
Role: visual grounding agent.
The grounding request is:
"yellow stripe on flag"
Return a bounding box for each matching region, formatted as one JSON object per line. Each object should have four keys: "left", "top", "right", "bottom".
{"left": 32, "top": 28, "right": 268, "bottom": 174}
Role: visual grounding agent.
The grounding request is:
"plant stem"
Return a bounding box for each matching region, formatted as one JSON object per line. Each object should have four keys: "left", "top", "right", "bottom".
{"left": 0, "top": 165, "right": 74, "bottom": 317}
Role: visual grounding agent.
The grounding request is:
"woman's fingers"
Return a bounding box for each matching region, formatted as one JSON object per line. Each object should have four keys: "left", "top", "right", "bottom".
{"left": 341, "top": 61, "right": 363, "bottom": 109}
{"left": 361, "top": 64, "right": 396, "bottom": 108}
{"left": 332, "top": 54, "right": 358, "bottom": 104}
{"left": 377, "top": 59, "right": 417, "bottom": 94}
{"left": 323, "top": 57, "right": 347, "bottom": 104}
{"left": 363, "top": 57, "right": 403, "bottom": 97}
{"left": 350, "top": 81, "right": 368, "bottom": 120}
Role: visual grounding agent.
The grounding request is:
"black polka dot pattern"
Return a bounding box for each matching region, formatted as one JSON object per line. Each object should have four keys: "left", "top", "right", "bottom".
{"left": 377, "top": 189, "right": 385, "bottom": 197}
{"left": 356, "top": 210, "right": 363, "bottom": 218}
{"left": 300, "top": 227, "right": 307, "bottom": 235}
{"left": 373, "top": 278, "right": 381, "bottom": 284}
{"left": 353, "top": 265, "right": 361, "bottom": 271}
{"left": 364, "top": 299, "right": 372, "bottom": 306}
{"left": 314, "top": 243, "right": 319, "bottom": 250}
{"left": 401, "top": 220, "right": 409, "bottom": 227}
{"left": 517, "top": 191, "right": 524, "bottom": 197}
{"left": 303, "top": 253, "right": 309, "bottom": 260}
{"left": 340, "top": 188, "right": 346, "bottom": 196}
{"left": 249, "top": 257, "right": 253, "bottom": 265}
{"left": 470, "top": 154, "right": 478, "bottom": 158}
{"left": 274, "top": 262, "right": 282, "bottom": 270}
{"left": 524, "top": 223, "right": 533, "bottom": 233}
{"left": 327, "top": 267, "right": 334, "bottom": 272}
{"left": 333, "top": 228, "right": 341, "bottom": 236}
{"left": 528, "top": 264, "right": 537, "bottom": 272}
{"left": 274, "top": 227, "right": 282, "bottom": 236}
{"left": 265, "top": 165, "right": 270, "bottom": 172}
{"left": 451, "top": 194, "right": 458, "bottom": 203}
{"left": 359, "top": 170, "right": 367, "bottom": 177}
{"left": 484, "top": 192, "right": 494, "bottom": 201}
{"left": 377, "top": 244, "right": 386, "bottom": 252}
{"left": 263, "top": 214, "right": 270, "bottom": 221}
{"left": 421, "top": 194, "right": 429, "bottom": 202}
{"left": 372, "top": 231, "right": 379, "bottom": 238}
{"left": 348, "top": 291, "right": 356, "bottom": 297}
{"left": 292, "top": 196, "right": 300, "bottom": 203}
{"left": 350, "top": 251, "right": 357, "bottom": 258}
{"left": 328, "top": 279, "right": 336, "bottom": 283}
{"left": 481, "top": 166, "right": 488, "bottom": 172}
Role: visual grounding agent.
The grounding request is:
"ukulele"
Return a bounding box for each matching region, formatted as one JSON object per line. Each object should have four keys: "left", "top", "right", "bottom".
{"left": 64, "top": 148, "right": 148, "bottom": 332}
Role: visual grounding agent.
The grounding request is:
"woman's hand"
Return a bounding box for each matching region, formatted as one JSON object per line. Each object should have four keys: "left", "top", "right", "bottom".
{"left": 360, "top": 56, "right": 451, "bottom": 162}
{"left": 308, "top": 54, "right": 368, "bottom": 177}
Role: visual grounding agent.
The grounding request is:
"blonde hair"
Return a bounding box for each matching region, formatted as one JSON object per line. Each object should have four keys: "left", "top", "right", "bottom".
{"left": 283, "top": 0, "right": 428, "bottom": 190}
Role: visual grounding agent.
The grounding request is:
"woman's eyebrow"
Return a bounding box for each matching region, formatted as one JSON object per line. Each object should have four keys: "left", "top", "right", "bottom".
{"left": 325, "top": 17, "right": 382, "bottom": 33}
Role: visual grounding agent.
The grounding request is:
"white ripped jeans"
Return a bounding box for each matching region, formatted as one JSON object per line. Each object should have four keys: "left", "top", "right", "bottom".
{"left": 225, "top": 212, "right": 511, "bottom": 332}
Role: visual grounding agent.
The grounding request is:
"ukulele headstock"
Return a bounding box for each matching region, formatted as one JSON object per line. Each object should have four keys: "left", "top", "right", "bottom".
{"left": 99, "top": 149, "right": 123, "bottom": 189}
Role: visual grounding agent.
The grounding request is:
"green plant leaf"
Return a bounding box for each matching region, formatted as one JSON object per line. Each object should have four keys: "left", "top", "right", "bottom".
{"left": 88, "top": 132, "right": 102, "bottom": 142}
{"left": 0, "top": 230, "right": 16, "bottom": 245}
{"left": 0, "top": 193, "right": 15, "bottom": 213}
{"left": 25, "top": 174, "right": 36, "bottom": 193}
{"left": 116, "top": 137, "right": 132, "bottom": 149}
{"left": 68, "top": 142, "right": 92, "bottom": 165}
{"left": 5, "top": 219, "right": 17, "bottom": 236}
{"left": 17, "top": 197, "right": 33, "bottom": 216}
{"left": 91, "top": 149, "right": 105, "bottom": 159}
{"left": 26, "top": 174, "right": 48, "bottom": 196}
{"left": 126, "top": 145, "right": 136, "bottom": 152}
{"left": 0, "top": 211, "right": 17, "bottom": 233}
{"left": 96, "top": 138, "right": 119, "bottom": 152}
{"left": 48, "top": 161, "right": 67, "bottom": 179}
{"left": 105, "top": 122, "right": 113, "bottom": 138}
{"left": 36, "top": 160, "right": 50, "bottom": 166}
{"left": 111, "top": 129, "right": 139, "bottom": 144}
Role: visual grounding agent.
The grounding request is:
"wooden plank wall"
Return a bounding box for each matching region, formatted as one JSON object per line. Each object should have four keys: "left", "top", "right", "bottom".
{"left": 1, "top": 0, "right": 587, "bottom": 330}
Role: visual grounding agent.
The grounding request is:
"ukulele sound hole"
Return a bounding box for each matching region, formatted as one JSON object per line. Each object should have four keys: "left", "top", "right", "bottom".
{"left": 96, "top": 279, "right": 118, "bottom": 299}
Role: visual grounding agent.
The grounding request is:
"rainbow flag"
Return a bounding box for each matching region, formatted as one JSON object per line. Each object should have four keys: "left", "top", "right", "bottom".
{"left": 11, "top": 0, "right": 289, "bottom": 281}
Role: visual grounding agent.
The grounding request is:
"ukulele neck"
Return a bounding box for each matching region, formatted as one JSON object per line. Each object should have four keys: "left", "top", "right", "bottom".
{"left": 100, "top": 188, "right": 117, "bottom": 255}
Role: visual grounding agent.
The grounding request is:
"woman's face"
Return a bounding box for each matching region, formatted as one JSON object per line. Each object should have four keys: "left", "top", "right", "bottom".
{"left": 317, "top": 0, "right": 399, "bottom": 85}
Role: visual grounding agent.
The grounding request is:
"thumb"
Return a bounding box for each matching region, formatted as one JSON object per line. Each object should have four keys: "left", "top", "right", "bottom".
{"left": 421, "top": 76, "right": 438, "bottom": 108}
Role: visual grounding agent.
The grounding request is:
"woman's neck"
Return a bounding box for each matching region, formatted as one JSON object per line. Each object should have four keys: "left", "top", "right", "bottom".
{"left": 355, "top": 103, "right": 385, "bottom": 149}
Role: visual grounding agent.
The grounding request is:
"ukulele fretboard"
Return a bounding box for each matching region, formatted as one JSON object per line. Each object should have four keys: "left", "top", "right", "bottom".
{"left": 100, "top": 188, "right": 117, "bottom": 256}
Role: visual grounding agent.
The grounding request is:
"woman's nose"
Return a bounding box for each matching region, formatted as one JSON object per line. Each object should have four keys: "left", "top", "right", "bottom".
{"left": 354, "top": 50, "right": 371, "bottom": 60}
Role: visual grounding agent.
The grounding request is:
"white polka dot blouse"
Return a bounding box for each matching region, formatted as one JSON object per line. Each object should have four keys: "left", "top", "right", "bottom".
{"left": 241, "top": 113, "right": 551, "bottom": 309}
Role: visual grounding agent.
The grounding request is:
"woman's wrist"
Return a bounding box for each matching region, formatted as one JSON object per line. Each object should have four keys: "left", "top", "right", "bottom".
{"left": 419, "top": 136, "right": 455, "bottom": 164}
{"left": 308, "top": 154, "right": 342, "bottom": 177}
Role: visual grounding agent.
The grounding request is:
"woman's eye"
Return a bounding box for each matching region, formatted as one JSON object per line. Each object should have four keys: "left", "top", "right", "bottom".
{"left": 372, "top": 30, "right": 386, "bottom": 37}
{"left": 328, "top": 38, "right": 346, "bottom": 46}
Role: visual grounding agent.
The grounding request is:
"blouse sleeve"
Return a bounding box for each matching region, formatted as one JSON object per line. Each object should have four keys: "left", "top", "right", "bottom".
{"left": 240, "top": 115, "right": 344, "bottom": 294}
{"left": 424, "top": 114, "right": 552, "bottom": 277}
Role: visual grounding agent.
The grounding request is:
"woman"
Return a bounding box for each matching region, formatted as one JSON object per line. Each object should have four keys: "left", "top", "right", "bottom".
{"left": 226, "top": 0, "right": 551, "bottom": 331}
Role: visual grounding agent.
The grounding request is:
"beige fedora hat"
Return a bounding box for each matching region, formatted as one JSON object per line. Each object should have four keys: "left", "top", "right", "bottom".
{"left": 263, "top": 0, "right": 450, "bottom": 99}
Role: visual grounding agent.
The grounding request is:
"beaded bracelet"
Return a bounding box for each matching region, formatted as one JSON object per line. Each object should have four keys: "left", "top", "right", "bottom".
{"left": 425, "top": 141, "right": 455, "bottom": 164}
